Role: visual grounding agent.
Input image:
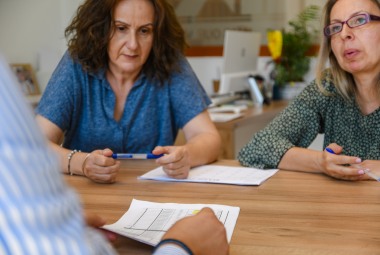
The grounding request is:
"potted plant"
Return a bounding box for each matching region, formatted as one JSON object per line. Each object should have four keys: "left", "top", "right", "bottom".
{"left": 269, "top": 5, "right": 320, "bottom": 100}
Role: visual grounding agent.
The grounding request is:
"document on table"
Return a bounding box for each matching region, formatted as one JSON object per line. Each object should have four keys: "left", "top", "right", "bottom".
{"left": 102, "top": 199, "right": 240, "bottom": 246}
{"left": 209, "top": 112, "right": 244, "bottom": 122}
{"left": 139, "top": 165, "right": 278, "bottom": 185}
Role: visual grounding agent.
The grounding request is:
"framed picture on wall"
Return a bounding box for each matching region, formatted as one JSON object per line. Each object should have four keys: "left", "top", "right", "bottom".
{"left": 10, "top": 63, "right": 40, "bottom": 96}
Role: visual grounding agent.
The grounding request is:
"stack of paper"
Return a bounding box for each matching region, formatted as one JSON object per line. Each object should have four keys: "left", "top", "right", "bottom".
{"left": 139, "top": 165, "right": 278, "bottom": 186}
{"left": 103, "top": 199, "right": 240, "bottom": 246}
{"left": 209, "top": 112, "right": 244, "bottom": 122}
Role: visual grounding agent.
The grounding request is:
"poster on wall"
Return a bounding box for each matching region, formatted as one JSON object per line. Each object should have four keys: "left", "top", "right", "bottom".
{"left": 167, "top": 0, "right": 286, "bottom": 46}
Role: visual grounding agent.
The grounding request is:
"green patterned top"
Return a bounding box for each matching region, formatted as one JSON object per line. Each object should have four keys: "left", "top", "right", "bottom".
{"left": 238, "top": 77, "right": 380, "bottom": 169}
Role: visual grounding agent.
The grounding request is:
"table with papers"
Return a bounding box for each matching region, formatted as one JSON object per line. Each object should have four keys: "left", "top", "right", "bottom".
{"left": 65, "top": 159, "right": 380, "bottom": 255}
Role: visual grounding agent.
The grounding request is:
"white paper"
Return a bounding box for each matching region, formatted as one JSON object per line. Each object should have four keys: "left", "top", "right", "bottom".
{"left": 102, "top": 199, "right": 240, "bottom": 246}
{"left": 209, "top": 112, "right": 244, "bottom": 122}
{"left": 139, "top": 165, "right": 278, "bottom": 186}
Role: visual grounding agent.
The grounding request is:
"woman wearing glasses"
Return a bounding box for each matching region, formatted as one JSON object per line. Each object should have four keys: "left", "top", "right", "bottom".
{"left": 238, "top": 0, "right": 380, "bottom": 181}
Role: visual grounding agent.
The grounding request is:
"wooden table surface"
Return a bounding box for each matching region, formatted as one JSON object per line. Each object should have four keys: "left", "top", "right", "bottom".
{"left": 65, "top": 160, "right": 380, "bottom": 255}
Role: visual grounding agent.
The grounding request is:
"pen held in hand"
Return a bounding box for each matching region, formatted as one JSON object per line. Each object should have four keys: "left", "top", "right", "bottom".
{"left": 112, "top": 153, "right": 164, "bottom": 160}
{"left": 363, "top": 169, "right": 380, "bottom": 182}
{"left": 325, "top": 147, "right": 380, "bottom": 182}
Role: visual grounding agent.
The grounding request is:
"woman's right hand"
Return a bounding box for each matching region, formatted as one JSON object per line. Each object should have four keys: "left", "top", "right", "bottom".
{"left": 82, "top": 148, "right": 120, "bottom": 183}
{"left": 161, "top": 207, "right": 229, "bottom": 255}
{"left": 320, "top": 143, "right": 366, "bottom": 181}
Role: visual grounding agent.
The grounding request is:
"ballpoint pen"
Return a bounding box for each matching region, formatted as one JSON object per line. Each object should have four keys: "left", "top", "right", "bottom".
{"left": 111, "top": 153, "right": 164, "bottom": 159}
{"left": 325, "top": 147, "right": 335, "bottom": 154}
{"left": 325, "top": 147, "right": 380, "bottom": 181}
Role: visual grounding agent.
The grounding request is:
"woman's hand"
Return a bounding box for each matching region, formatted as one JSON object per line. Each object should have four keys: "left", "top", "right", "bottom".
{"left": 355, "top": 160, "right": 380, "bottom": 181}
{"left": 320, "top": 143, "right": 367, "bottom": 181}
{"left": 152, "top": 145, "right": 190, "bottom": 179}
{"left": 161, "top": 207, "right": 229, "bottom": 255}
{"left": 84, "top": 212, "right": 118, "bottom": 243}
{"left": 82, "top": 148, "right": 120, "bottom": 183}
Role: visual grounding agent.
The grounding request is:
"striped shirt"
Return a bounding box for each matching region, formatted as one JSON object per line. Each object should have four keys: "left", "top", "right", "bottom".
{"left": 0, "top": 55, "right": 189, "bottom": 255}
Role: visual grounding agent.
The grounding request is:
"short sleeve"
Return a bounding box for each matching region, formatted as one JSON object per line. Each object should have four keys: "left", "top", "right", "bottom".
{"left": 168, "top": 57, "right": 211, "bottom": 129}
{"left": 36, "top": 51, "right": 79, "bottom": 131}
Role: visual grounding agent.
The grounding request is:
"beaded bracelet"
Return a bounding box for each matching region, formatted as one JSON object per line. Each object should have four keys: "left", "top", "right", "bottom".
{"left": 153, "top": 238, "right": 193, "bottom": 255}
{"left": 67, "top": 149, "right": 80, "bottom": 175}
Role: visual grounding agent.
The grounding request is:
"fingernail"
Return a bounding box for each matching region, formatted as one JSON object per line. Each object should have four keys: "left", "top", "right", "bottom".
{"left": 356, "top": 158, "right": 362, "bottom": 163}
{"left": 358, "top": 170, "right": 365, "bottom": 175}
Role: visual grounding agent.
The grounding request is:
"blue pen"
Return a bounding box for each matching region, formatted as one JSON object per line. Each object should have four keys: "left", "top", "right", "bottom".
{"left": 111, "top": 153, "right": 164, "bottom": 159}
{"left": 325, "top": 147, "right": 380, "bottom": 181}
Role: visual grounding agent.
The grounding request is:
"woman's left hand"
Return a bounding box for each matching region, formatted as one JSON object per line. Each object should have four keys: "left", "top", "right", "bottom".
{"left": 152, "top": 145, "right": 190, "bottom": 179}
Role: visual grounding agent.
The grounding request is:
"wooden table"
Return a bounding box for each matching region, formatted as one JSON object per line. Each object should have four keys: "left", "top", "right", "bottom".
{"left": 65, "top": 160, "right": 380, "bottom": 255}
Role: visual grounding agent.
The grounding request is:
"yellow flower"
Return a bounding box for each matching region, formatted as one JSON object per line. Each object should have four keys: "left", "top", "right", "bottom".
{"left": 267, "top": 30, "right": 282, "bottom": 62}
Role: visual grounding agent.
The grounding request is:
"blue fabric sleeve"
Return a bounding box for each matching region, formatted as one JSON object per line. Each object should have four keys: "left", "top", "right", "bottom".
{"left": 0, "top": 54, "right": 116, "bottom": 255}
{"left": 168, "top": 57, "right": 211, "bottom": 129}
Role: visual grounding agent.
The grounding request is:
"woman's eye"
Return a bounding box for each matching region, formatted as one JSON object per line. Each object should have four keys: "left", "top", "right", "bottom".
{"left": 355, "top": 17, "right": 366, "bottom": 25}
{"left": 331, "top": 24, "right": 341, "bottom": 33}
{"left": 140, "top": 27, "right": 152, "bottom": 35}
{"left": 117, "top": 26, "right": 126, "bottom": 32}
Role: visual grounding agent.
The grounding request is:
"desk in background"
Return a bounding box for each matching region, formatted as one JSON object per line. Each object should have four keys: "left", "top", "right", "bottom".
{"left": 176, "top": 100, "right": 288, "bottom": 159}
{"left": 65, "top": 160, "right": 380, "bottom": 255}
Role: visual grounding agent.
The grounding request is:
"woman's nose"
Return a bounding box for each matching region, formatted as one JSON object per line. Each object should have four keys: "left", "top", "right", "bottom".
{"left": 126, "top": 33, "right": 138, "bottom": 50}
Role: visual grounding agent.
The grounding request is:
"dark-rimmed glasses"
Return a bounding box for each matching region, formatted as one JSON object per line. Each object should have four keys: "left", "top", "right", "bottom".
{"left": 324, "top": 12, "right": 380, "bottom": 37}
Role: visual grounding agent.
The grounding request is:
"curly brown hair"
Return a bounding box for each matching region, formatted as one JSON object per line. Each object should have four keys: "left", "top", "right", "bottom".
{"left": 65, "top": 0, "right": 187, "bottom": 84}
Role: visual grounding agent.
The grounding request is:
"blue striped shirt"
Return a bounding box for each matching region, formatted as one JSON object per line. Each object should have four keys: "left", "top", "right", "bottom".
{"left": 0, "top": 55, "right": 189, "bottom": 255}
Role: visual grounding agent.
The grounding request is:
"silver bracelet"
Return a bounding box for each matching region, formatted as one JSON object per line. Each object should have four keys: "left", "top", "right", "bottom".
{"left": 81, "top": 153, "right": 91, "bottom": 176}
{"left": 67, "top": 149, "right": 80, "bottom": 175}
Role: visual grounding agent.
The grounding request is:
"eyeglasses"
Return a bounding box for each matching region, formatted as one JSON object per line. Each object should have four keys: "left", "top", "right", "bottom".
{"left": 324, "top": 13, "right": 380, "bottom": 37}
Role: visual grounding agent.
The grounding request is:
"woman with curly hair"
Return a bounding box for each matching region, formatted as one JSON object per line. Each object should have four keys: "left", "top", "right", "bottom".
{"left": 36, "top": 0, "right": 221, "bottom": 183}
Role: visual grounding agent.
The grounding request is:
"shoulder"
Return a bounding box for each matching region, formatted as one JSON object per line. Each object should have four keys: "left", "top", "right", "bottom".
{"left": 287, "top": 74, "right": 339, "bottom": 114}
{"left": 50, "top": 51, "right": 103, "bottom": 87}
{"left": 318, "top": 69, "right": 339, "bottom": 94}
{"left": 171, "top": 55, "right": 193, "bottom": 75}
{"left": 299, "top": 70, "right": 338, "bottom": 101}
{"left": 167, "top": 56, "right": 201, "bottom": 88}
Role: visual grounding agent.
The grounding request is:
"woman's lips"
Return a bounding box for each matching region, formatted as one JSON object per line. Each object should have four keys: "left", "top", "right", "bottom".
{"left": 344, "top": 49, "right": 359, "bottom": 59}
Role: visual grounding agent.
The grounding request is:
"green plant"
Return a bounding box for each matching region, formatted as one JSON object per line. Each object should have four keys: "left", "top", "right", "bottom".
{"left": 273, "top": 5, "right": 320, "bottom": 86}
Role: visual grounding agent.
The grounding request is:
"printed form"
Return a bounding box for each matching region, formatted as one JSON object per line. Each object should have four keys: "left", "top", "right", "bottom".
{"left": 139, "top": 165, "right": 278, "bottom": 185}
{"left": 102, "top": 199, "right": 240, "bottom": 246}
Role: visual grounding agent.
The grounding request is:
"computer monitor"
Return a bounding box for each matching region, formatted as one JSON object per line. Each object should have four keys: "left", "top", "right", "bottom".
{"left": 218, "top": 30, "right": 261, "bottom": 96}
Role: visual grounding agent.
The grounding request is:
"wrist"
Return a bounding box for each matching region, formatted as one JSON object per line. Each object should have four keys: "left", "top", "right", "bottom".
{"left": 153, "top": 239, "right": 193, "bottom": 255}
{"left": 81, "top": 153, "right": 91, "bottom": 176}
{"left": 67, "top": 150, "right": 81, "bottom": 175}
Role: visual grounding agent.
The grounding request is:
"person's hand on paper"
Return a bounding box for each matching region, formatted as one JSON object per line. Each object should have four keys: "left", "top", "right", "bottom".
{"left": 152, "top": 145, "right": 191, "bottom": 179}
{"left": 161, "top": 207, "right": 229, "bottom": 255}
{"left": 84, "top": 212, "right": 118, "bottom": 243}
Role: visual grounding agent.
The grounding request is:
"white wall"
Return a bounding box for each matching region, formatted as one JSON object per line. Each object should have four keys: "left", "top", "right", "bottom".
{"left": 0, "top": 0, "right": 320, "bottom": 93}
{"left": 0, "top": 0, "right": 82, "bottom": 91}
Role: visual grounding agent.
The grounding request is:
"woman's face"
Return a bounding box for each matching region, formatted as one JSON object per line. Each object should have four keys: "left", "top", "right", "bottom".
{"left": 108, "top": 0, "right": 154, "bottom": 77}
{"left": 330, "top": 0, "right": 380, "bottom": 77}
